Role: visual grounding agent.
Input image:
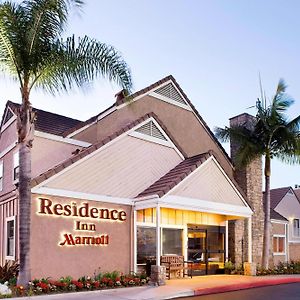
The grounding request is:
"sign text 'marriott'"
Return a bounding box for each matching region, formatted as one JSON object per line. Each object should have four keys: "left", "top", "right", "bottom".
{"left": 38, "top": 198, "right": 127, "bottom": 221}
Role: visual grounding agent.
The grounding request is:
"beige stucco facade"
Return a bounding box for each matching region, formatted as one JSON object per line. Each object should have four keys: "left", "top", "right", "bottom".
{"left": 30, "top": 194, "right": 132, "bottom": 278}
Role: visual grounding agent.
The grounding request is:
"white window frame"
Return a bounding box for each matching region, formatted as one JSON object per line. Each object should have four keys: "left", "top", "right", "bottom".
{"left": 293, "top": 218, "right": 300, "bottom": 238}
{"left": 5, "top": 216, "right": 16, "bottom": 260}
{"left": 273, "top": 234, "right": 286, "bottom": 255}
{"left": 13, "top": 151, "right": 19, "bottom": 183}
{"left": 0, "top": 160, "right": 3, "bottom": 191}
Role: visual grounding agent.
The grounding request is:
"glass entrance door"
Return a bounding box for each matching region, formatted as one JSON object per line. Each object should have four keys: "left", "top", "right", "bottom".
{"left": 187, "top": 225, "right": 225, "bottom": 275}
{"left": 187, "top": 229, "right": 207, "bottom": 275}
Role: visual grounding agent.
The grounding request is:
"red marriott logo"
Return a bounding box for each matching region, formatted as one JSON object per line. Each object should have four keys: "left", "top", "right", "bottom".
{"left": 59, "top": 233, "right": 109, "bottom": 246}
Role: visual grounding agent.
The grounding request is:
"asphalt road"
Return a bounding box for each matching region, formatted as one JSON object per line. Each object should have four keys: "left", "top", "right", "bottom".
{"left": 178, "top": 283, "right": 300, "bottom": 300}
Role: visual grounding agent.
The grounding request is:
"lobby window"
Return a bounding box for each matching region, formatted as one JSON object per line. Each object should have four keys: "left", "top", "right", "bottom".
{"left": 6, "top": 216, "right": 15, "bottom": 259}
{"left": 273, "top": 235, "right": 285, "bottom": 254}
{"left": 162, "top": 228, "right": 183, "bottom": 256}
{"left": 13, "top": 151, "right": 19, "bottom": 181}
{"left": 293, "top": 219, "right": 300, "bottom": 237}
{"left": 0, "top": 161, "right": 3, "bottom": 191}
{"left": 137, "top": 227, "right": 156, "bottom": 264}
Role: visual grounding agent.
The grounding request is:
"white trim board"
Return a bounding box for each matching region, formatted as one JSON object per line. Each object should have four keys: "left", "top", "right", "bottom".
{"left": 1, "top": 115, "right": 16, "bottom": 133}
{"left": 31, "top": 187, "right": 132, "bottom": 205}
{"left": 164, "top": 156, "right": 251, "bottom": 211}
{"left": 32, "top": 116, "right": 185, "bottom": 189}
{"left": 0, "top": 141, "right": 17, "bottom": 159}
{"left": 134, "top": 195, "right": 253, "bottom": 218}
{"left": 35, "top": 131, "right": 91, "bottom": 147}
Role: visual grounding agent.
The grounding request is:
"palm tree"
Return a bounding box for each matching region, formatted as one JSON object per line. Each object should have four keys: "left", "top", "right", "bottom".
{"left": 215, "top": 79, "right": 300, "bottom": 269}
{"left": 0, "top": 0, "right": 132, "bottom": 285}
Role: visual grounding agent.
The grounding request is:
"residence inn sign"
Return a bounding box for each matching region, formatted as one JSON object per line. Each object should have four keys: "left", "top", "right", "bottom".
{"left": 37, "top": 197, "right": 127, "bottom": 247}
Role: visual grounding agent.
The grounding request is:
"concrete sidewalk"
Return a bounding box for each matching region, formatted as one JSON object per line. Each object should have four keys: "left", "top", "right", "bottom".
{"left": 12, "top": 275, "right": 300, "bottom": 300}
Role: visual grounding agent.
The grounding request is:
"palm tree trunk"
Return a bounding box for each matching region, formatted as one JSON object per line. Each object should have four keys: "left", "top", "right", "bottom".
{"left": 17, "top": 87, "right": 35, "bottom": 286}
{"left": 262, "top": 154, "right": 271, "bottom": 269}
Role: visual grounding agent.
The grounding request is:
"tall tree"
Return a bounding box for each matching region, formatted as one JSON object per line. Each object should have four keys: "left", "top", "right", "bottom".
{"left": 0, "top": 0, "right": 132, "bottom": 285}
{"left": 215, "top": 79, "right": 300, "bottom": 269}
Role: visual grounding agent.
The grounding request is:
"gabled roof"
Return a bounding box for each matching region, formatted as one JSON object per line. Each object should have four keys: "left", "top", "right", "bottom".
{"left": 31, "top": 112, "right": 186, "bottom": 188}
{"left": 294, "top": 189, "right": 300, "bottom": 202}
{"left": 62, "top": 75, "right": 233, "bottom": 168}
{"left": 270, "top": 208, "right": 288, "bottom": 222}
{"left": 136, "top": 151, "right": 249, "bottom": 208}
{"left": 268, "top": 187, "right": 292, "bottom": 209}
{"left": 136, "top": 152, "right": 212, "bottom": 198}
{"left": 6, "top": 101, "right": 83, "bottom": 136}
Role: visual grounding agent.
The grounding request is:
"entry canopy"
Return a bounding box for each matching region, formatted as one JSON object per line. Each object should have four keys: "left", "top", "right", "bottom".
{"left": 135, "top": 152, "right": 253, "bottom": 218}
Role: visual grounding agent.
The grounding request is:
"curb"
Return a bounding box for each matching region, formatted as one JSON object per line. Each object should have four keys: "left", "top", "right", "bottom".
{"left": 194, "top": 277, "right": 300, "bottom": 296}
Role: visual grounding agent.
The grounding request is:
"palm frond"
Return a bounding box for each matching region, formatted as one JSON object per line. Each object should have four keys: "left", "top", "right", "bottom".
{"left": 33, "top": 35, "right": 132, "bottom": 94}
{"left": 0, "top": 2, "right": 24, "bottom": 85}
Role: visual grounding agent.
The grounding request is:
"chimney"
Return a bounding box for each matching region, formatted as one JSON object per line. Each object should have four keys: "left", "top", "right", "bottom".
{"left": 228, "top": 113, "right": 264, "bottom": 266}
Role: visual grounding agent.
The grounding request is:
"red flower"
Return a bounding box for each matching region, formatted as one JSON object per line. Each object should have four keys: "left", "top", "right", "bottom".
{"left": 93, "top": 281, "right": 100, "bottom": 288}
{"left": 37, "top": 282, "right": 49, "bottom": 291}
{"left": 71, "top": 280, "right": 84, "bottom": 289}
{"left": 101, "top": 277, "right": 109, "bottom": 284}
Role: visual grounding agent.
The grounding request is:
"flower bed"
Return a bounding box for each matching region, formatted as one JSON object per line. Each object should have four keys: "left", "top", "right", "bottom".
{"left": 1, "top": 271, "right": 149, "bottom": 298}
{"left": 256, "top": 261, "right": 300, "bottom": 276}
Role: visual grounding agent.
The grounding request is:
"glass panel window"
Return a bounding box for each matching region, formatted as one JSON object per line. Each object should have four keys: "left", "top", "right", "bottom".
{"left": 207, "top": 231, "right": 225, "bottom": 251}
{"left": 273, "top": 236, "right": 285, "bottom": 254}
{"left": 137, "top": 227, "right": 156, "bottom": 264}
{"left": 0, "top": 161, "right": 3, "bottom": 191}
{"left": 162, "top": 228, "right": 183, "bottom": 256}
{"left": 13, "top": 152, "right": 19, "bottom": 181}
{"left": 293, "top": 219, "right": 300, "bottom": 237}
{"left": 6, "top": 218, "right": 15, "bottom": 258}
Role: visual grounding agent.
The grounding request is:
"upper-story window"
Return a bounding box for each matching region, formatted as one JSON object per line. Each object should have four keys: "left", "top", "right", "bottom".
{"left": 0, "top": 161, "right": 3, "bottom": 191}
{"left": 13, "top": 151, "right": 19, "bottom": 182}
{"left": 293, "top": 219, "right": 300, "bottom": 237}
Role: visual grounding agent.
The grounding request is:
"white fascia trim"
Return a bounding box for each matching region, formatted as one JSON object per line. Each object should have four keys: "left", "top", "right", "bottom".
{"left": 271, "top": 219, "right": 288, "bottom": 224}
{"left": 0, "top": 141, "right": 18, "bottom": 159}
{"left": 34, "top": 131, "right": 91, "bottom": 147}
{"left": 33, "top": 117, "right": 185, "bottom": 189}
{"left": 117, "top": 79, "right": 192, "bottom": 111}
{"left": 129, "top": 131, "right": 172, "bottom": 148}
{"left": 31, "top": 187, "right": 133, "bottom": 205}
{"left": 164, "top": 155, "right": 251, "bottom": 211}
{"left": 134, "top": 195, "right": 252, "bottom": 218}
{"left": 129, "top": 117, "right": 185, "bottom": 160}
{"left": 148, "top": 92, "right": 192, "bottom": 111}
{"left": 66, "top": 106, "right": 116, "bottom": 138}
{"left": 1, "top": 114, "right": 16, "bottom": 133}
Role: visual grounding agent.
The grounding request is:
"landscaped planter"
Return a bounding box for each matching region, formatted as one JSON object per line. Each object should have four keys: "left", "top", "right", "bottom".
{"left": 0, "top": 272, "right": 149, "bottom": 298}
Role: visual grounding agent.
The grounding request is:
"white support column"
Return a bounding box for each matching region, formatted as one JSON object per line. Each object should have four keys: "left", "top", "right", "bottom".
{"left": 156, "top": 205, "right": 161, "bottom": 266}
{"left": 133, "top": 210, "right": 137, "bottom": 273}
{"left": 248, "top": 216, "right": 252, "bottom": 263}
{"left": 183, "top": 225, "right": 188, "bottom": 261}
{"left": 225, "top": 220, "right": 229, "bottom": 262}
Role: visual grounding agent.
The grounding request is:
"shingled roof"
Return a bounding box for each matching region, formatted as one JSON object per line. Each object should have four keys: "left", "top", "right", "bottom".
{"left": 136, "top": 152, "right": 212, "bottom": 198}
{"left": 270, "top": 208, "right": 288, "bottom": 222}
{"left": 6, "top": 101, "right": 83, "bottom": 136}
{"left": 31, "top": 112, "right": 186, "bottom": 187}
{"left": 268, "top": 187, "right": 292, "bottom": 209}
{"left": 294, "top": 189, "right": 300, "bottom": 202}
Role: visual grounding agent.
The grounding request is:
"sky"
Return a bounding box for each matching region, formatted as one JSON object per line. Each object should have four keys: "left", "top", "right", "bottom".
{"left": 1, "top": 0, "right": 300, "bottom": 189}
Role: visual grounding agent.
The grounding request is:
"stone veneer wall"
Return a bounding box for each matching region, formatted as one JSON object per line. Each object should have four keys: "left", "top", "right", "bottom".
{"left": 229, "top": 113, "right": 265, "bottom": 266}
